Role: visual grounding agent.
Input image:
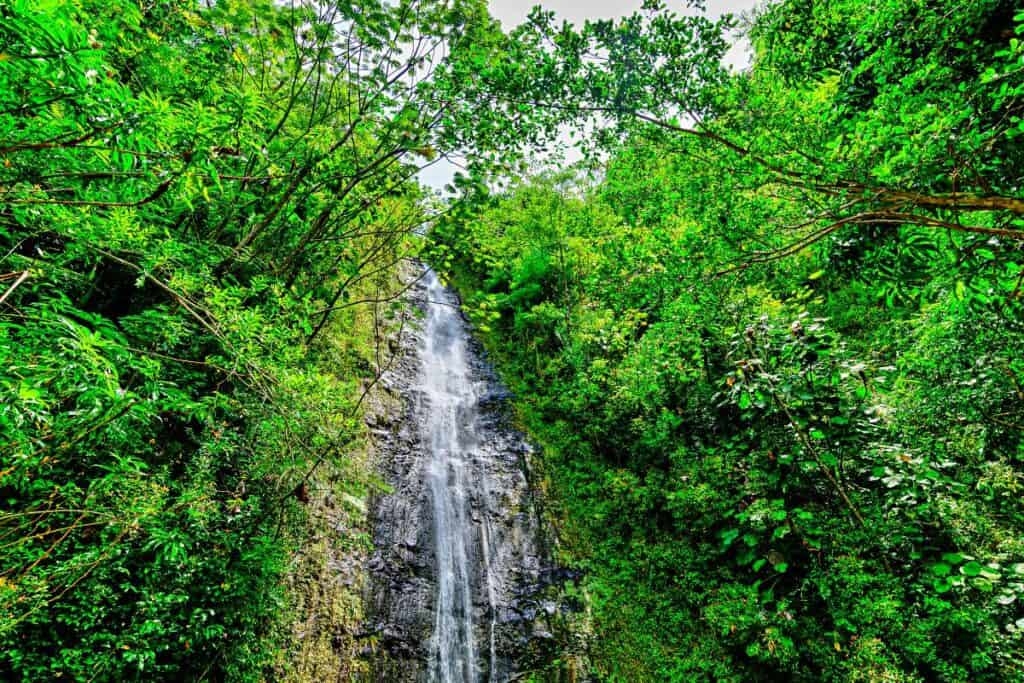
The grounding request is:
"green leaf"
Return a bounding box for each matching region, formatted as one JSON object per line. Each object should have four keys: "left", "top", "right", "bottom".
{"left": 961, "top": 561, "right": 983, "bottom": 577}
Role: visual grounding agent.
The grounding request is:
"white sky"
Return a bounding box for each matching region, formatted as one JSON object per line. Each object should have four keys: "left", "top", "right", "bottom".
{"left": 489, "top": 0, "right": 760, "bottom": 34}
{"left": 419, "top": 0, "right": 763, "bottom": 189}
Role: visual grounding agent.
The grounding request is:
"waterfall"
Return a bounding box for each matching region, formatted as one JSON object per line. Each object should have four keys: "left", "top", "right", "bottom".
{"left": 363, "top": 264, "right": 566, "bottom": 682}
{"left": 421, "top": 269, "right": 495, "bottom": 683}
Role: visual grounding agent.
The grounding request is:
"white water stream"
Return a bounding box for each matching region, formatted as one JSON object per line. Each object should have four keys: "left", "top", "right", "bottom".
{"left": 421, "top": 270, "right": 498, "bottom": 683}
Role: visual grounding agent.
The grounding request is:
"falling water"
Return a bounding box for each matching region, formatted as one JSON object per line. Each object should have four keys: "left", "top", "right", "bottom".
{"left": 363, "top": 265, "right": 565, "bottom": 682}
{"left": 420, "top": 269, "right": 496, "bottom": 683}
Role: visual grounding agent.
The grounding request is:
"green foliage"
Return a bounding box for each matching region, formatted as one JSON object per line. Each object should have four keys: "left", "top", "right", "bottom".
{"left": 429, "top": 2, "right": 1024, "bottom": 680}
{"left": 4, "top": 0, "right": 1024, "bottom": 679}
{"left": 0, "top": 0, "right": 499, "bottom": 679}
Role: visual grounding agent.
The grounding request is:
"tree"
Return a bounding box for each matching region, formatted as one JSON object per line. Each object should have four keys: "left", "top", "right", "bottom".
{"left": 442, "top": 0, "right": 1024, "bottom": 259}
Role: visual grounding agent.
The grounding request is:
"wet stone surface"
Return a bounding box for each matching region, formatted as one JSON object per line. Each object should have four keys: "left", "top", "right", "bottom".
{"left": 357, "top": 267, "right": 576, "bottom": 683}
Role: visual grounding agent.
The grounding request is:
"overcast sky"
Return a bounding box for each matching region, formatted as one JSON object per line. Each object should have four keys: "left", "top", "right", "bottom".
{"left": 419, "top": 0, "right": 763, "bottom": 189}
{"left": 489, "top": 0, "right": 760, "bottom": 32}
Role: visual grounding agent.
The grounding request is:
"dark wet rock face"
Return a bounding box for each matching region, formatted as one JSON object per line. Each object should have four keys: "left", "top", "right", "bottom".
{"left": 360, "top": 268, "right": 573, "bottom": 682}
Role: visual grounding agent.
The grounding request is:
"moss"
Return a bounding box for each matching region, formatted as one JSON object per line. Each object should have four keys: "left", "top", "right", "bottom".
{"left": 274, "top": 451, "right": 374, "bottom": 682}
{"left": 272, "top": 274, "right": 406, "bottom": 681}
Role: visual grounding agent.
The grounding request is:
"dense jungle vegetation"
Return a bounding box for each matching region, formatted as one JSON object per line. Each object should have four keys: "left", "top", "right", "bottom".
{"left": 0, "top": 0, "right": 489, "bottom": 678}
{"left": 431, "top": 0, "right": 1024, "bottom": 680}
{"left": 2, "top": 0, "right": 1024, "bottom": 681}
